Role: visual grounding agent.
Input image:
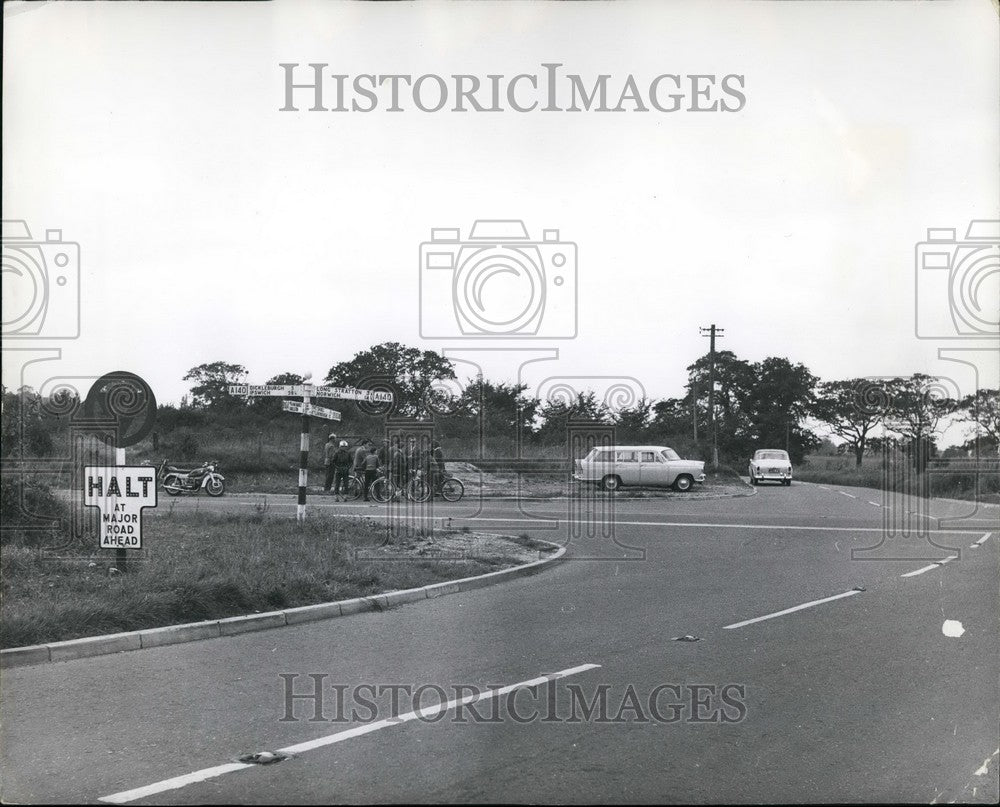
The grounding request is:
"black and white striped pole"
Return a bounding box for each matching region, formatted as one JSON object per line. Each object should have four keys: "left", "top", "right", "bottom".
{"left": 229, "top": 379, "right": 390, "bottom": 522}
{"left": 297, "top": 378, "right": 312, "bottom": 523}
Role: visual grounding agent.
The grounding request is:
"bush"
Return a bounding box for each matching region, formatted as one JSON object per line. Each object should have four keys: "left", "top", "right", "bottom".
{"left": 0, "top": 474, "right": 72, "bottom": 548}
{"left": 170, "top": 429, "right": 200, "bottom": 460}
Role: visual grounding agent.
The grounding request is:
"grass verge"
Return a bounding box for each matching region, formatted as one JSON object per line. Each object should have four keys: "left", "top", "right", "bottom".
{"left": 0, "top": 511, "right": 555, "bottom": 649}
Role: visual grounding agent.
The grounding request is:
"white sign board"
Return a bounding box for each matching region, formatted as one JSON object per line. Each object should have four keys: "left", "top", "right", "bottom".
{"left": 84, "top": 466, "right": 157, "bottom": 549}
{"left": 228, "top": 384, "right": 299, "bottom": 397}
{"left": 312, "top": 385, "right": 394, "bottom": 403}
{"left": 282, "top": 400, "right": 342, "bottom": 420}
{"left": 230, "top": 383, "right": 393, "bottom": 403}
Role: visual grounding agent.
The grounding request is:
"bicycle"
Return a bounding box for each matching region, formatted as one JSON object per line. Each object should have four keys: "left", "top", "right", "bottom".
{"left": 436, "top": 473, "right": 465, "bottom": 502}
{"left": 370, "top": 468, "right": 435, "bottom": 503}
{"left": 369, "top": 471, "right": 398, "bottom": 504}
{"left": 335, "top": 472, "right": 364, "bottom": 501}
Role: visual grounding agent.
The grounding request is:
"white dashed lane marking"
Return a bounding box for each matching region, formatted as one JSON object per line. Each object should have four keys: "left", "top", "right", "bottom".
{"left": 99, "top": 663, "right": 602, "bottom": 804}
{"left": 723, "top": 590, "right": 862, "bottom": 630}
{"left": 901, "top": 556, "right": 957, "bottom": 578}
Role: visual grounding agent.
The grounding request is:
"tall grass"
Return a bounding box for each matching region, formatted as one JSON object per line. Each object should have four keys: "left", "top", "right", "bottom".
{"left": 0, "top": 510, "right": 534, "bottom": 648}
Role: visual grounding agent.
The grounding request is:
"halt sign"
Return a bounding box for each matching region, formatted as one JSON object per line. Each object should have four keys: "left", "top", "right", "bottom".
{"left": 84, "top": 466, "right": 157, "bottom": 548}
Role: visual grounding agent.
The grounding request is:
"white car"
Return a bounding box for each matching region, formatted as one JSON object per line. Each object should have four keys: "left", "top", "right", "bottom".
{"left": 574, "top": 445, "right": 707, "bottom": 492}
{"left": 749, "top": 449, "right": 793, "bottom": 486}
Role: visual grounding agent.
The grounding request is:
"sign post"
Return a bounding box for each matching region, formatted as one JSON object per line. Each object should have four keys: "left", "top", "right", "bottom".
{"left": 115, "top": 447, "right": 126, "bottom": 571}
{"left": 229, "top": 381, "right": 392, "bottom": 521}
{"left": 297, "top": 385, "right": 311, "bottom": 523}
{"left": 76, "top": 371, "right": 158, "bottom": 570}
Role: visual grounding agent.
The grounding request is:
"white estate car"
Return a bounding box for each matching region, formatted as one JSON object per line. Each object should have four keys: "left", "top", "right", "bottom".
{"left": 748, "top": 449, "right": 793, "bottom": 486}
{"left": 574, "top": 445, "right": 707, "bottom": 492}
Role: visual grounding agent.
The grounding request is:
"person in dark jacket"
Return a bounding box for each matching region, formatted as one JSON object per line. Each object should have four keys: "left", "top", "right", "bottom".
{"left": 331, "top": 441, "right": 353, "bottom": 501}
{"left": 404, "top": 436, "right": 423, "bottom": 478}
{"left": 376, "top": 438, "right": 390, "bottom": 469}
{"left": 389, "top": 437, "right": 404, "bottom": 493}
{"left": 363, "top": 446, "right": 379, "bottom": 501}
{"left": 353, "top": 439, "right": 371, "bottom": 479}
{"left": 323, "top": 433, "right": 339, "bottom": 493}
{"left": 430, "top": 440, "right": 446, "bottom": 493}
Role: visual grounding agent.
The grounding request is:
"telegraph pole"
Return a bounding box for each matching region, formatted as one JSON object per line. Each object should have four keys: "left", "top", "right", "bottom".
{"left": 691, "top": 382, "right": 698, "bottom": 441}
{"left": 699, "top": 324, "right": 725, "bottom": 469}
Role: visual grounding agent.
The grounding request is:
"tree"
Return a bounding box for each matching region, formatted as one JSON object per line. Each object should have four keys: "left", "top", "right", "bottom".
{"left": 534, "top": 391, "right": 609, "bottom": 445}
{"left": 812, "top": 379, "right": 889, "bottom": 466}
{"left": 884, "top": 374, "right": 955, "bottom": 441}
{"left": 324, "top": 342, "right": 456, "bottom": 418}
{"left": 956, "top": 388, "right": 1000, "bottom": 454}
{"left": 456, "top": 379, "right": 539, "bottom": 439}
{"left": 867, "top": 435, "right": 900, "bottom": 455}
{"left": 1, "top": 386, "right": 54, "bottom": 459}
{"left": 650, "top": 397, "right": 694, "bottom": 437}
{"left": 883, "top": 374, "right": 956, "bottom": 470}
{"left": 183, "top": 362, "right": 248, "bottom": 409}
{"left": 684, "top": 350, "right": 756, "bottom": 457}
{"left": 735, "top": 357, "right": 818, "bottom": 463}
{"left": 252, "top": 372, "right": 305, "bottom": 417}
{"left": 683, "top": 351, "right": 818, "bottom": 462}
{"left": 613, "top": 398, "right": 653, "bottom": 442}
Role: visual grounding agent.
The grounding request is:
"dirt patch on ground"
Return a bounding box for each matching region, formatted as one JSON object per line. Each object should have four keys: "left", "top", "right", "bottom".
{"left": 365, "top": 530, "right": 558, "bottom": 566}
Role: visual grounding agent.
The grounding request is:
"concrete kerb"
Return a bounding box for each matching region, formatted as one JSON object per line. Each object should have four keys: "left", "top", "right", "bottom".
{"left": 0, "top": 539, "right": 567, "bottom": 670}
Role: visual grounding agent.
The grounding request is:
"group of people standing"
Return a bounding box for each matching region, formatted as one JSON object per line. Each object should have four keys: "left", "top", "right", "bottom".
{"left": 322, "top": 434, "right": 446, "bottom": 501}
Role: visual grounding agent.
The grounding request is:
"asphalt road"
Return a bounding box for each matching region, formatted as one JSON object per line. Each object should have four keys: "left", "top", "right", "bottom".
{"left": 2, "top": 482, "right": 997, "bottom": 804}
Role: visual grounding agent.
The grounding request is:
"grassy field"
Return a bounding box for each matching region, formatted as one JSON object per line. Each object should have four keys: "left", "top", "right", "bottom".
{"left": 0, "top": 509, "right": 555, "bottom": 649}
{"left": 796, "top": 454, "right": 1000, "bottom": 503}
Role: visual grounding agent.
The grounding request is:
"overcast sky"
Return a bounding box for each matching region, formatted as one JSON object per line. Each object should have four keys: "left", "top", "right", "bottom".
{"left": 3, "top": 0, "right": 998, "bottom": 446}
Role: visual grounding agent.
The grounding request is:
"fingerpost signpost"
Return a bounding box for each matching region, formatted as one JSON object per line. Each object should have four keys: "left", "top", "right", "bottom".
{"left": 228, "top": 380, "right": 394, "bottom": 521}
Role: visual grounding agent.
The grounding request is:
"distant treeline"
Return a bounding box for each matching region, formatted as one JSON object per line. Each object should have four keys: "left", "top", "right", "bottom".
{"left": 3, "top": 342, "right": 998, "bottom": 471}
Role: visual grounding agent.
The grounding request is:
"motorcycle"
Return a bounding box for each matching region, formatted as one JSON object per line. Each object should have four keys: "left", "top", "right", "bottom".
{"left": 157, "top": 459, "right": 226, "bottom": 497}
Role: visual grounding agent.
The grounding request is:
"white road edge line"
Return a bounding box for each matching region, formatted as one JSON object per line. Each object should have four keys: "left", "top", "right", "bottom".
{"left": 98, "top": 662, "right": 601, "bottom": 804}
{"left": 868, "top": 501, "right": 881, "bottom": 507}
{"left": 970, "top": 532, "right": 992, "bottom": 549}
{"left": 901, "top": 556, "right": 958, "bottom": 578}
{"left": 722, "top": 590, "right": 861, "bottom": 630}
{"left": 153, "top": 504, "right": 999, "bottom": 532}
{"left": 448, "top": 517, "right": 984, "bottom": 536}
{"left": 838, "top": 491, "right": 857, "bottom": 499}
